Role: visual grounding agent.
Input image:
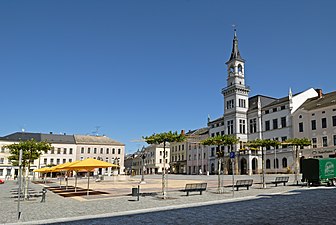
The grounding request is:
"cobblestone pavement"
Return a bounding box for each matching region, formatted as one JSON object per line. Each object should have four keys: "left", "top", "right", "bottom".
{"left": 1, "top": 174, "right": 335, "bottom": 225}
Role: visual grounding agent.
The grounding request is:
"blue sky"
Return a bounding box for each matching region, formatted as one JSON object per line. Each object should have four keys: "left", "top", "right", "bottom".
{"left": 0, "top": 0, "right": 335, "bottom": 153}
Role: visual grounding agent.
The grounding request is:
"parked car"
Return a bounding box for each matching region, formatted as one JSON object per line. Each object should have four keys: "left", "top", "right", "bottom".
{"left": 0, "top": 179, "right": 4, "bottom": 184}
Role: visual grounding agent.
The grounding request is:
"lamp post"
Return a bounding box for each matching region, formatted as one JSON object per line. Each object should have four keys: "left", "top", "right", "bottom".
{"left": 140, "top": 147, "right": 146, "bottom": 184}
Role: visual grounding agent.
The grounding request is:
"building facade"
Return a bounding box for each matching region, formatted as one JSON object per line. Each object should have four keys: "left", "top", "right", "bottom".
{"left": 293, "top": 90, "right": 336, "bottom": 159}
{"left": 0, "top": 132, "right": 125, "bottom": 178}
{"left": 207, "top": 29, "right": 320, "bottom": 176}
{"left": 132, "top": 144, "right": 170, "bottom": 175}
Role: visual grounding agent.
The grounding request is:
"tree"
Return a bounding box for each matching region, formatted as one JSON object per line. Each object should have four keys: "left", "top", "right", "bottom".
{"left": 6, "top": 139, "right": 52, "bottom": 199}
{"left": 284, "top": 138, "right": 311, "bottom": 185}
{"left": 201, "top": 135, "right": 239, "bottom": 193}
{"left": 247, "top": 139, "right": 280, "bottom": 188}
{"left": 143, "top": 131, "right": 185, "bottom": 199}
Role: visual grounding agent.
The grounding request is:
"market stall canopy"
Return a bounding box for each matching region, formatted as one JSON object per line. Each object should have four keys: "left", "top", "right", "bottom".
{"left": 33, "top": 167, "right": 53, "bottom": 173}
{"left": 51, "top": 161, "right": 80, "bottom": 172}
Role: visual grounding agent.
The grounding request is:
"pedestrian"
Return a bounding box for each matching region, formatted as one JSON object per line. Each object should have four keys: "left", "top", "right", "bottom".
{"left": 40, "top": 188, "right": 47, "bottom": 203}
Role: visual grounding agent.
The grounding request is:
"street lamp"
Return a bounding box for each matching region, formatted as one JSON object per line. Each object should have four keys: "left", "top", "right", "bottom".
{"left": 140, "top": 147, "right": 146, "bottom": 184}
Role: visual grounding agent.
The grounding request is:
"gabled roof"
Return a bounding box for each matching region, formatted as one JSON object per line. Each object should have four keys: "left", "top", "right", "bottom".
{"left": 299, "top": 91, "right": 336, "bottom": 111}
{"left": 74, "top": 135, "right": 124, "bottom": 146}
{"left": 186, "top": 127, "right": 209, "bottom": 136}
{"left": 0, "top": 132, "right": 75, "bottom": 144}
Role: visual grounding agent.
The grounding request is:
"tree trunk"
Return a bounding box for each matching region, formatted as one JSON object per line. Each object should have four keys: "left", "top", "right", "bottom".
{"left": 162, "top": 141, "right": 167, "bottom": 199}
{"left": 262, "top": 147, "right": 266, "bottom": 189}
{"left": 218, "top": 157, "right": 222, "bottom": 193}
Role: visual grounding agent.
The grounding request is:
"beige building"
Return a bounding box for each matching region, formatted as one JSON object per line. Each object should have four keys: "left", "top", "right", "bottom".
{"left": 0, "top": 132, "right": 125, "bottom": 178}
{"left": 293, "top": 90, "right": 336, "bottom": 159}
{"left": 132, "top": 144, "right": 170, "bottom": 175}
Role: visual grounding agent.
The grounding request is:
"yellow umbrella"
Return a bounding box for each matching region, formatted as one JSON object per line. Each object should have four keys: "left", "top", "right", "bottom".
{"left": 66, "top": 158, "right": 119, "bottom": 195}
{"left": 33, "top": 167, "right": 53, "bottom": 173}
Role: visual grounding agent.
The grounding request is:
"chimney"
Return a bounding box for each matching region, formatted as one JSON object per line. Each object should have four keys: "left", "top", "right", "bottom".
{"left": 315, "top": 89, "right": 323, "bottom": 98}
{"left": 181, "top": 130, "right": 185, "bottom": 135}
{"left": 50, "top": 132, "right": 53, "bottom": 134}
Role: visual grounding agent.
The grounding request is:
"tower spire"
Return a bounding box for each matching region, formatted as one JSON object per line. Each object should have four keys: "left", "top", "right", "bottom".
{"left": 228, "top": 25, "right": 244, "bottom": 62}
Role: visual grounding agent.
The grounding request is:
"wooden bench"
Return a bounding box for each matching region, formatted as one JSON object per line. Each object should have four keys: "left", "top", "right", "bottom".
{"left": 271, "top": 176, "right": 289, "bottom": 186}
{"left": 234, "top": 179, "right": 253, "bottom": 191}
{"left": 182, "top": 183, "right": 207, "bottom": 196}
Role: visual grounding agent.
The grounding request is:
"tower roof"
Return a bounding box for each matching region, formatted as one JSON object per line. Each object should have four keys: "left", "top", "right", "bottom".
{"left": 227, "top": 29, "right": 244, "bottom": 63}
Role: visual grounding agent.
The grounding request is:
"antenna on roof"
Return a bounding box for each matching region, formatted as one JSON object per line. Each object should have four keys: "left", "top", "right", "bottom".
{"left": 92, "top": 126, "right": 101, "bottom": 136}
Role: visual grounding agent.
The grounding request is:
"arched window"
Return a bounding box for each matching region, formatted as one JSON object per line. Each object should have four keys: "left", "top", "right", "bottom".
{"left": 282, "top": 158, "right": 288, "bottom": 168}
{"left": 229, "top": 66, "right": 234, "bottom": 73}
{"left": 238, "top": 64, "right": 243, "bottom": 73}
{"left": 266, "top": 159, "right": 271, "bottom": 169}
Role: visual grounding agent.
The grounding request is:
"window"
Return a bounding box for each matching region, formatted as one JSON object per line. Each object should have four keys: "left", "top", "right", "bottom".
{"left": 334, "top": 135, "right": 336, "bottom": 146}
{"left": 281, "top": 105, "right": 286, "bottom": 110}
{"left": 57, "top": 148, "right": 61, "bottom": 154}
{"left": 281, "top": 137, "right": 287, "bottom": 148}
{"left": 0, "top": 169, "right": 3, "bottom": 176}
{"left": 69, "top": 159, "right": 72, "bottom": 163}
{"left": 227, "top": 120, "right": 234, "bottom": 134}
{"left": 250, "top": 118, "right": 257, "bottom": 133}
{"left": 160, "top": 151, "right": 162, "bottom": 156}
{"left": 265, "top": 110, "right": 269, "bottom": 114}
{"left": 0, "top": 158, "right": 4, "bottom": 164}
{"left": 273, "top": 108, "right": 277, "bottom": 112}
{"left": 312, "top": 138, "right": 317, "bottom": 148}
{"left": 266, "top": 159, "right": 271, "bottom": 169}
{"left": 299, "top": 122, "right": 304, "bottom": 132}
{"left": 311, "top": 120, "right": 316, "bottom": 130}
{"left": 63, "top": 159, "right": 66, "bottom": 164}
{"left": 159, "top": 159, "right": 162, "bottom": 163}
{"left": 100, "top": 148, "right": 104, "bottom": 154}
{"left": 322, "top": 118, "right": 327, "bottom": 128}
{"left": 211, "top": 133, "right": 215, "bottom": 137}
{"left": 238, "top": 64, "right": 243, "bottom": 73}
{"left": 189, "top": 155, "right": 191, "bottom": 160}
{"left": 333, "top": 116, "right": 336, "bottom": 126}
{"left": 221, "top": 131, "right": 225, "bottom": 136}
{"left": 211, "top": 148, "right": 215, "bottom": 157}
{"left": 239, "top": 119, "right": 246, "bottom": 134}
{"left": 182, "top": 145, "right": 184, "bottom": 150}
{"left": 265, "top": 121, "right": 270, "bottom": 131}
{"left": 226, "top": 99, "right": 234, "bottom": 109}
{"left": 323, "top": 137, "right": 328, "bottom": 147}
{"left": 87, "top": 148, "right": 91, "bottom": 154}
{"left": 282, "top": 158, "right": 287, "bottom": 168}
{"left": 94, "top": 148, "right": 97, "bottom": 154}
{"left": 69, "top": 148, "right": 73, "bottom": 154}
{"left": 50, "top": 158, "right": 54, "bottom": 164}
{"left": 106, "top": 148, "right": 109, "bottom": 154}
{"left": 239, "top": 99, "right": 246, "bottom": 108}
{"left": 51, "top": 149, "right": 54, "bottom": 154}
{"left": 0, "top": 147, "right": 5, "bottom": 153}
{"left": 281, "top": 117, "right": 286, "bottom": 128}
{"left": 273, "top": 119, "right": 278, "bottom": 129}
{"left": 112, "top": 148, "right": 115, "bottom": 154}
{"left": 63, "top": 148, "right": 67, "bottom": 154}
{"left": 56, "top": 158, "right": 60, "bottom": 164}
{"left": 118, "top": 149, "right": 121, "bottom": 154}
{"left": 81, "top": 147, "right": 84, "bottom": 154}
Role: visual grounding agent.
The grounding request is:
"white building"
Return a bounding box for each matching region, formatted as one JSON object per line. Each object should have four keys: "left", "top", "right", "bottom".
{"left": 132, "top": 144, "right": 170, "bottom": 175}
{"left": 293, "top": 90, "right": 336, "bottom": 159}
{"left": 208, "top": 29, "right": 319, "bottom": 175}
{"left": 0, "top": 132, "right": 125, "bottom": 178}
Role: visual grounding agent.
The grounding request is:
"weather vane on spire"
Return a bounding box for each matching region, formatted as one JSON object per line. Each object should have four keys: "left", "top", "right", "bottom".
{"left": 232, "top": 24, "right": 237, "bottom": 31}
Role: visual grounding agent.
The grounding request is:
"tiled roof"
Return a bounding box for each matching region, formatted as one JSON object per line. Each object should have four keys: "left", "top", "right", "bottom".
{"left": 74, "top": 135, "right": 124, "bottom": 146}
{"left": 299, "top": 91, "right": 336, "bottom": 111}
